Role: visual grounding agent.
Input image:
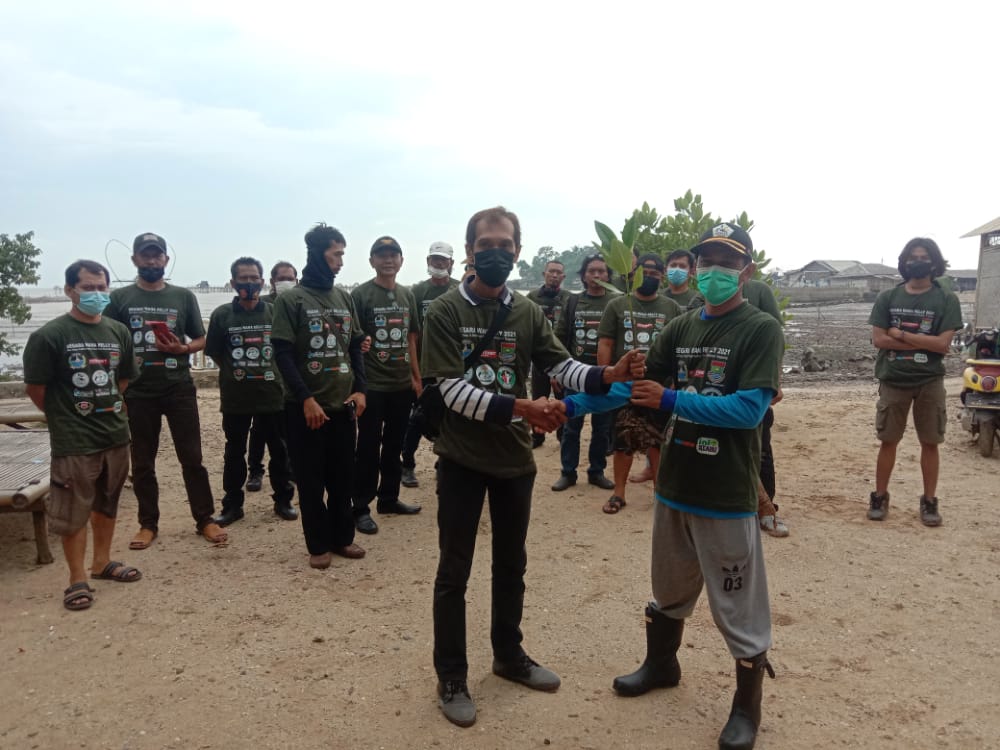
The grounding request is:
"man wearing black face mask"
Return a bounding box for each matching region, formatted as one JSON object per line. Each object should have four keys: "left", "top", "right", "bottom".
{"left": 106, "top": 233, "right": 227, "bottom": 549}
{"left": 205, "top": 257, "right": 296, "bottom": 527}
{"left": 596, "top": 253, "right": 682, "bottom": 514}
{"left": 868, "top": 237, "right": 961, "bottom": 527}
{"left": 422, "top": 206, "right": 645, "bottom": 727}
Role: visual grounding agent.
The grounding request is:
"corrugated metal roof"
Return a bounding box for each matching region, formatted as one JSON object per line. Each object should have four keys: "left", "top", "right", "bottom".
{"left": 961, "top": 216, "right": 1000, "bottom": 238}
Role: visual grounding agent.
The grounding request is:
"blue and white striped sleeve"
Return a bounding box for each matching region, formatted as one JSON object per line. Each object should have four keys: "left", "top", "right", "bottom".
{"left": 437, "top": 377, "right": 516, "bottom": 424}
{"left": 546, "top": 358, "right": 608, "bottom": 394}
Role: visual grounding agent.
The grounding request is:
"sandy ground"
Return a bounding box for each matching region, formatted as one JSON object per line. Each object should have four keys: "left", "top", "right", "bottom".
{"left": 2, "top": 303, "right": 998, "bottom": 749}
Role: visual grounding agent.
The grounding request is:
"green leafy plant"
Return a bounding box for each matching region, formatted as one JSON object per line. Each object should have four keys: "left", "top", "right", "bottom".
{"left": 594, "top": 217, "right": 643, "bottom": 320}
{"left": 0, "top": 231, "right": 42, "bottom": 355}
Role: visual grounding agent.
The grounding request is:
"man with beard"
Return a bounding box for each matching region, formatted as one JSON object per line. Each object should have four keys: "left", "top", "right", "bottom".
{"left": 867, "top": 237, "right": 961, "bottom": 526}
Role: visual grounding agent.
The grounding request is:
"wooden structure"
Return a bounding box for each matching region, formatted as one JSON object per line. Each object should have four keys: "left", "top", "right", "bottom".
{"left": 0, "top": 407, "right": 53, "bottom": 564}
{"left": 961, "top": 217, "right": 1000, "bottom": 328}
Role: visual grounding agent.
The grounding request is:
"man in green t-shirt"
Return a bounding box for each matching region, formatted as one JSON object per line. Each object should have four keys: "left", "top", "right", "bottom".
{"left": 24, "top": 260, "right": 142, "bottom": 611}
{"left": 106, "top": 233, "right": 227, "bottom": 549}
{"left": 867, "top": 237, "right": 962, "bottom": 527}
{"left": 247, "top": 260, "right": 299, "bottom": 490}
{"left": 596, "top": 253, "right": 682, "bottom": 514}
{"left": 350, "top": 236, "right": 423, "bottom": 535}
{"left": 271, "top": 223, "right": 368, "bottom": 567}
{"left": 560, "top": 223, "right": 784, "bottom": 750}
{"left": 206, "top": 257, "right": 296, "bottom": 528}
{"left": 423, "top": 206, "right": 643, "bottom": 728}
{"left": 400, "top": 241, "right": 459, "bottom": 488}
{"left": 549, "top": 253, "right": 618, "bottom": 491}
{"left": 526, "top": 260, "right": 572, "bottom": 448}
{"left": 663, "top": 249, "right": 699, "bottom": 307}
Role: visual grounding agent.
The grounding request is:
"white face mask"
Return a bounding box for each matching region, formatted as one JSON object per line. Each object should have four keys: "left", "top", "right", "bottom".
{"left": 427, "top": 265, "right": 450, "bottom": 279}
{"left": 274, "top": 280, "right": 297, "bottom": 294}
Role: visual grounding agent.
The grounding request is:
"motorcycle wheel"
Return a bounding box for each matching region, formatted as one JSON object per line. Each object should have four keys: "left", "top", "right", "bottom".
{"left": 979, "top": 425, "right": 995, "bottom": 458}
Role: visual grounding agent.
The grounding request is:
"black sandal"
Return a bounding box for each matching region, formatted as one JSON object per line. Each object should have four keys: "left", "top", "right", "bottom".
{"left": 603, "top": 495, "right": 626, "bottom": 514}
{"left": 63, "top": 582, "right": 95, "bottom": 611}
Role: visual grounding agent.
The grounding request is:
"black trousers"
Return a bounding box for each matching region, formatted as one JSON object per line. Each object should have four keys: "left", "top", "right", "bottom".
{"left": 433, "top": 457, "right": 536, "bottom": 681}
{"left": 400, "top": 405, "right": 422, "bottom": 470}
{"left": 247, "top": 417, "right": 266, "bottom": 475}
{"left": 126, "top": 382, "right": 215, "bottom": 532}
{"left": 285, "top": 403, "right": 356, "bottom": 555}
{"left": 221, "top": 412, "right": 293, "bottom": 510}
{"left": 353, "top": 388, "right": 413, "bottom": 516}
{"left": 760, "top": 406, "right": 776, "bottom": 500}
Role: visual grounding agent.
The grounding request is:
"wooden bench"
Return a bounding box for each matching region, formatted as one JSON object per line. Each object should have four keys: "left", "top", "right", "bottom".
{"left": 0, "top": 408, "right": 53, "bottom": 564}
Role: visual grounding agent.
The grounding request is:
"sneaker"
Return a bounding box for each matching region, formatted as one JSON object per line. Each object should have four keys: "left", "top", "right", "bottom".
{"left": 867, "top": 491, "right": 889, "bottom": 521}
{"left": 246, "top": 470, "right": 264, "bottom": 492}
{"left": 437, "top": 680, "right": 476, "bottom": 727}
{"left": 401, "top": 467, "right": 419, "bottom": 488}
{"left": 920, "top": 496, "right": 942, "bottom": 527}
{"left": 492, "top": 654, "right": 561, "bottom": 692}
{"left": 760, "top": 514, "right": 789, "bottom": 537}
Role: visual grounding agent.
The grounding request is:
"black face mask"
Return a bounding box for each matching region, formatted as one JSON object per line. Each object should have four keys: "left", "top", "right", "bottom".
{"left": 905, "top": 260, "right": 933, "bottom": 279}
{"left": 138, "top": 266, "right": 165, "bottom": 283}
{"left": 474, "top": 248, "right": 515, "bottom": 288}
{"left": 637, "top": 276, "right": 661, "bottom": 296}
{"left": 234, "top": 282, "right": 262, "bottom": 300}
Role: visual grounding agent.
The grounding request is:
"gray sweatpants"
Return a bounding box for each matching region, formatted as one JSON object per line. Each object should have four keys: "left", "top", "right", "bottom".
{"left": 650, "top": 502, "right": 772, "bottom": 659}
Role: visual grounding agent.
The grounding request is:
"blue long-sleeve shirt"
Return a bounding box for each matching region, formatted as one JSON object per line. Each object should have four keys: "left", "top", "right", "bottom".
{"left": 564, "top": 381, "right": 773, "bottom": 429}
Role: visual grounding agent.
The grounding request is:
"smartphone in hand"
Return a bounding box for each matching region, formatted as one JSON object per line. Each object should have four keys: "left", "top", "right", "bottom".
{"left": 148, "top": 320, "right": 171, "bottom": 338}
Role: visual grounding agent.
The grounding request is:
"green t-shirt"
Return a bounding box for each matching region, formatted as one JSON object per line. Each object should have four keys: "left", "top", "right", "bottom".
{"left": 411, "top": 277, "right": 460, "bottom": 326}
{"left": 106, "top": 284, "right": 205, "bottom": 398}
{"left": 422, "top": 287, "right": 571, "bottom": 478}
{"left": 205, "top": 300, "right": 284, "bottom": 415}
{"left": 663, "top": 286, "right": 699, "bottom": 307}
{"left": 598, "top": 294, "right": 683, "bottom": 361}
{"left": 526, "top": 287, "right": 572, "bottom": 330}
{"left": 868, "top": 283, "right": 962, "bottom": 386}
{"left": 351, "top": 280, "right": 420, "bottom": 392}
{"left": 22, "top": 314, "right": 138, "bottom": 457}
{"left": 646, "top": 304, "right": 784, "bottom": 514}
{"left": 553, "top": 291, "right": 619, "bottom": 365}
{"left": 271, "top": 285, "right": 359, "bottom": 411}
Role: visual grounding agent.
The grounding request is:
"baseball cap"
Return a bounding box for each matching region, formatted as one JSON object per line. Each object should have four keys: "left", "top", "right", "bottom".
{"left": 370, "top": 236, "right": 403, "bottom": 256}
{"left": 428, "top": 241, "right": 454, "bottom": 259}
{"left": 691, "top": 223, "right": 753, "bottom": 257}
{"left": 133, "top": 232, "right": 167, "bottom": 255}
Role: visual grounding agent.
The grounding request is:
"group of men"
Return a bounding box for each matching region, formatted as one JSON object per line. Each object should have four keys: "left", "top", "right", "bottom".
{"left": 22, "top": 208, "right": 960, "bottom": 749}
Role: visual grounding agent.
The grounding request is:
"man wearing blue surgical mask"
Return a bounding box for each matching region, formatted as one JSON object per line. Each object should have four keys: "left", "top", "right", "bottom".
{"left": 24, "top": 260, "right": 141, "bottom": 611}
{"left": 662, "top": 249, "right": 699, "bottom": 307}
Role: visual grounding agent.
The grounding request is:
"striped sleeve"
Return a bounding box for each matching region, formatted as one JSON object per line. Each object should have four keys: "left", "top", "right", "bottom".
{"left": 545, "top": 358, "right": 608, "bottom": 394}
{"left": 438, "top": 377, "right": 516, "bottom": 424}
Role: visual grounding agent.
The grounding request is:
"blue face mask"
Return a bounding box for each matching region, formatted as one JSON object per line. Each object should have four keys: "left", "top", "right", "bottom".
{"left": 667, "top": 267, "right": 688, "bottom": 286}
{"left": 76, "top": 290, "right": 111, "bottom": 316}
{"left": 696, "top": 266, "right": 742, "bottom": 306}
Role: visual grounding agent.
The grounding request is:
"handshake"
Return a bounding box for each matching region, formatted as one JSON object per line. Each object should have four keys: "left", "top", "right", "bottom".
{"left": 516, "top": 349, "right": 650, "bottom": 433}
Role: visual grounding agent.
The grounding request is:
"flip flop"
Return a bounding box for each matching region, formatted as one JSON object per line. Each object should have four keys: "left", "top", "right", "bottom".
{"left": 63, "top": 582, "right": 95, "bottom": 611}
{"left": 199, "top": 522, "right": 229, "bottom": 545}
{"left": 129, "top": 529, "right": 157, "bottom": 550}
{"left": 91, "top": 560, "right": 142, "bottom": 582}
{"left": 603, "top": 495, "right": 626, "bottom": 514}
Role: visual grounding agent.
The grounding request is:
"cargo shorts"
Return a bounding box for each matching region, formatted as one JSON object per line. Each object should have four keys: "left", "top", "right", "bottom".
{"left": 875, "top": 379, "right": 947, "bottom": 445}
{"left": 47, "top": 443, "right": 130, "bottom": 536}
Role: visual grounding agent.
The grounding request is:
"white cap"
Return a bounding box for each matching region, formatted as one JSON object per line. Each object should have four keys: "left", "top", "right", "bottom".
{"left": 428, "top": 241, "right": 454, "bottom": 259}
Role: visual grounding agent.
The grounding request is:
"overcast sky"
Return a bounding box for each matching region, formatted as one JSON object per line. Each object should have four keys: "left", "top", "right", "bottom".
{"left": 2, "top": 0, "right": 997, "bottom": 288}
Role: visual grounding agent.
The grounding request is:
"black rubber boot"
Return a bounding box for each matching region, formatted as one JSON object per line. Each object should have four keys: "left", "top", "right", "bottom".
{"left": 612, "top": 604, "right": 683, "bottom": 696}
{"left": 718, "top": 652, "right": 775, "bottom": 750}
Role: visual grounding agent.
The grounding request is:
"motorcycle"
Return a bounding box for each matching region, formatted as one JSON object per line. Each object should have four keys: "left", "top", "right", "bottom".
{"left": 959, "top": 328, "right": 1000, "bottom": 457}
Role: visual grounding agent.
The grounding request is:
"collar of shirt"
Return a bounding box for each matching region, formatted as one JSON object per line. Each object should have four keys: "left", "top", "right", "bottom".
{"left": 459, "top": 277, "right": 514, "bottom": 307}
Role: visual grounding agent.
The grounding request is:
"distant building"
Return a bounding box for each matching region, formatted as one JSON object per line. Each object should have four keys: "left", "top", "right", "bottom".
{"left": 947, "top": 269, "right": 978, "bottom": 292}
{"left": 781, "top": 260, "right": 900, "bottom": 290}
